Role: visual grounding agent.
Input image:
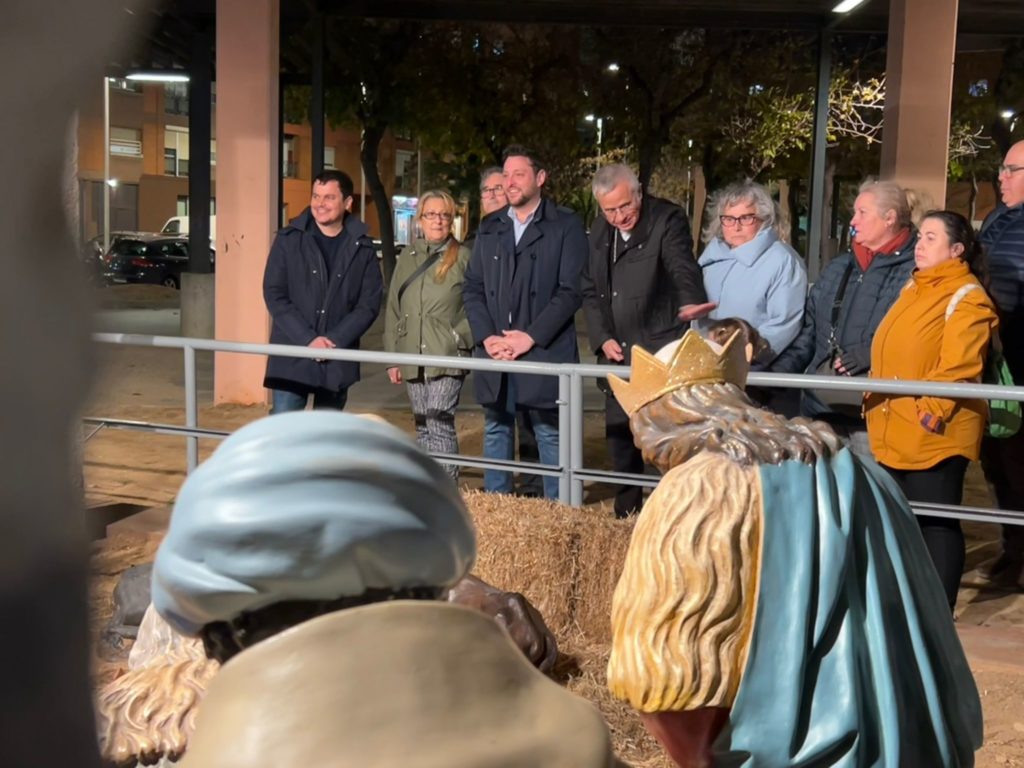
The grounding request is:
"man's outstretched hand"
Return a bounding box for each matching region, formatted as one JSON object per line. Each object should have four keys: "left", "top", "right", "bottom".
{"left": 677, "top": 302, "right": 717, "bottom": 323}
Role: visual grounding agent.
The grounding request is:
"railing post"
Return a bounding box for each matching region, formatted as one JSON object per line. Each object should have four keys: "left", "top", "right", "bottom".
{"left": 184, "top": 344, "right": 198, "bottom": 473}
{"left": 558, "top": 372, "right": 571, "bottom": 504}
{"left": 569, "top": 372, "right": 584, "bottom": 506}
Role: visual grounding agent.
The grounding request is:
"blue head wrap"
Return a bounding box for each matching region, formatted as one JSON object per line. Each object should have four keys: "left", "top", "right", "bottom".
{"left": 152, "top": 412, "right": 476, "bottom": 636}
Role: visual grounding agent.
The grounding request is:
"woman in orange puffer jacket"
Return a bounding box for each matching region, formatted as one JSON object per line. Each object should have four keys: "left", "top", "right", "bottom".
{"left": 865, "top": 210, "right": 999, "bottom": 611}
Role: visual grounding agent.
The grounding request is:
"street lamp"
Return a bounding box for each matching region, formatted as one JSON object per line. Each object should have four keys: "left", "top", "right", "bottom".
{"left": 103, "top": 77, "right": 110, "bottom": 254}
{"left": 126, "top": 71, "right": 189, "bottom": 83}
{"left": 832, "top": 0, "right": 867, "bottom": 12}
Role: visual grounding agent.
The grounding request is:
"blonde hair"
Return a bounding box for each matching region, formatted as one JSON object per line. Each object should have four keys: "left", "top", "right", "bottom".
{"left": 607, "top": 452, "right": 761, "bottom": 711}
{"left": 416, "top": 189, "right": 461, "bottom": 281}
{"left": 856, "top": 179, "right": 921, "bottom": 230}
{"left": 96, "top": 649, "right": 219, "bottom": 765}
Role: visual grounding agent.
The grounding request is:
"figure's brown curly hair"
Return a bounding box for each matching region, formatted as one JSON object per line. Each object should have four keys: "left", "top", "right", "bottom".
{"left": 629, "top": 382, "right": 840, "bottom": 472}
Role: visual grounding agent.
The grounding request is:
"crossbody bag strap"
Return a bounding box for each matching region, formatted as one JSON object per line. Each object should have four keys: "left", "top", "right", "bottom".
{"left": 827, "top": 262, "right": 856, "bottom": 350}
{"left": 396, "top": 251, "right": 442, "bottom": 306}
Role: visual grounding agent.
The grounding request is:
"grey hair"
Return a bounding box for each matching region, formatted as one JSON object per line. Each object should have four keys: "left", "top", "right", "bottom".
{"left": 630, "top": 383, "right": 841, "bottom": 473}
{"left": 592, "top": 163, "right": 641, "bottom": 198}
{"left": 701, "top": 180, "right": 783, "bottom": 244}
{"left": 479, "top": 166, "right": 504, "bottom": 191}
{"left": 857, "top": 179, "right": 913, "bottom": 230}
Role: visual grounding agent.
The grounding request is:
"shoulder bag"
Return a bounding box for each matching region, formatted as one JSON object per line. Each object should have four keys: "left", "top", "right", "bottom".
{"left": 945, "top": 283, "right": 1021, "bottom": 439}
{"left": 811, "top": 263, "right": 864, "bottom": 414}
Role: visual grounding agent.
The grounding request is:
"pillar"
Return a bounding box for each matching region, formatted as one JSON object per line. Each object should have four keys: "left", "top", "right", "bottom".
{"left": 214, "top": 0, "right": 279, "bottom": 404}
{"left": 880, "top": 0, "right": 959, "bottom": 209}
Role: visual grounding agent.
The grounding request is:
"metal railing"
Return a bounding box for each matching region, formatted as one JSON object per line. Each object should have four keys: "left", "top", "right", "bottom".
{"left": 87, "top": 332, "right": 1024, "bottom": 526}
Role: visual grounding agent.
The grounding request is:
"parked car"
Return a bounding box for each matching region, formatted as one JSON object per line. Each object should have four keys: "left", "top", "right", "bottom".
{"left": 80, "top": 231, "right": 148, "bottom": 283}
{"left": 161, "top": 215, "right": 216, "bottom": 242}
{"left": 102, "top": 235, "right": 214, "bottom": 290}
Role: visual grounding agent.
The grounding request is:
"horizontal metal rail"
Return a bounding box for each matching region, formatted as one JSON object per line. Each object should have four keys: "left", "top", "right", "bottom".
{"left": 88, "top": 333, "right": 1024, "bottom": 526}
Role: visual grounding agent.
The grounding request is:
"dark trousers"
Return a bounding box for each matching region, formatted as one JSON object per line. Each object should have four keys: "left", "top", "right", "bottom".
{"left": 980, "top": 432, "right": 1024, "bottom": 578}
{"left": 516, "top": 410, "right": 542, "bottom": 496}
{"left": 882, "top": 455, "right": 969, "bottom": 611}
{"left": 606, "top": 394, "right": 645, "bottom": 518}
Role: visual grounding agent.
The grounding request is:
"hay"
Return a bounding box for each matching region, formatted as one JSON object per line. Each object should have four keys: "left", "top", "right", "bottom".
{"left": 463, "top": 491, "right": 635, "bottom": 646}
{"left": 560, "top": 643, "right": 673, "bottom": 768}
{"left": 463, "top": 491, "right": 580, "bottom": 639}
{"left": 573, "top": 510, "right": 635, "bottom": 645}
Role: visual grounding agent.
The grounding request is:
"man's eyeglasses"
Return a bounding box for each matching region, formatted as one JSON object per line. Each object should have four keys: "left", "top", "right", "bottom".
{"left": 998, "top": 164, "right": 1024, "bottom": 176}
{"left": 719, "top": 213, "right": 760, "bottom": 227}
{"left": 481, "top": 186, "right": 504, "bottom": 198}
{"left": 422, "top": 212, "right": 454, "bottom": 222}
{"left": 601, "top": 200, "right": 639, "bottom": 220}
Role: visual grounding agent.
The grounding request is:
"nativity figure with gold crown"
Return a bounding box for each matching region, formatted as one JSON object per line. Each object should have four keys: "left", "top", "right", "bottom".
{"left": 605, "top": 325, "right": 983, "bottom": 767}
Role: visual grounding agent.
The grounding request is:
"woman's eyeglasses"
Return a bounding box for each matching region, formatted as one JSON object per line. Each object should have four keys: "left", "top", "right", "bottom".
{"left": 719, "top": 214, "right": 760, "bottom": 227}
{"left": 422, "top": 212, "right": 454, "bottom": 222}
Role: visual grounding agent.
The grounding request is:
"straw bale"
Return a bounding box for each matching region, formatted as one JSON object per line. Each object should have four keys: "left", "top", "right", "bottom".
{"left": 560, "top": 643, "right": 672, "bottom": 768}
{"left": 573, "top": 510, "right": 635, "bottom": 645}
{"left": 463, "top": 491, "right": 580, "bottom": 639}
{"left": 463, "top": 491, "right": 636, "bottom": 647}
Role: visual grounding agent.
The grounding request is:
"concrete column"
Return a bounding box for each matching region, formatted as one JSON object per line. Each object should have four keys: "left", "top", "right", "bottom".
{"left": 214, "top": 0, "right": 279, "bottom": 404}
{"left": 880, "top": 0, "right": 958, "bottom": 208}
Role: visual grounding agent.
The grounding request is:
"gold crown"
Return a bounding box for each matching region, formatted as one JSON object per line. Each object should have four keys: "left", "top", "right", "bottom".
{"left": 608, "top": 329, "right": 749, "bottom": 416}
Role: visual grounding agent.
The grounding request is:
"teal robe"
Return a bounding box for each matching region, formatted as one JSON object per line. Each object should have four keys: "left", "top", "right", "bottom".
{"left": 713, "top": 448, "right": 983, "bottom": 766}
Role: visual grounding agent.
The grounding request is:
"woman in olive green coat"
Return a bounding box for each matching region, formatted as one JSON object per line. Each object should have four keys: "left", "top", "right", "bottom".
{"left": 384, "top": 190, "right": 472, "bottom": 479}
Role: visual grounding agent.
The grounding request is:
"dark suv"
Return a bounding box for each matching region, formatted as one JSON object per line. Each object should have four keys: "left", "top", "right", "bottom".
{"left": 102, "top": 235, "right": 214, "bottom": 289}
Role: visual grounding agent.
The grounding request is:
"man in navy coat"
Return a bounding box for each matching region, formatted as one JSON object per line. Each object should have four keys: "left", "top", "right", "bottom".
{"left": 263, "top": 170, "right": 383, "bottom": 413}
{"left": 463, "top": 146, "right": 587, "bottom": 499}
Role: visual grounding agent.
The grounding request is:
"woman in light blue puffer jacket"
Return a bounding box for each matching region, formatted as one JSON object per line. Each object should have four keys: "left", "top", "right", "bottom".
{"left": 695, "top": 180, "right": 807, "bottom": 365}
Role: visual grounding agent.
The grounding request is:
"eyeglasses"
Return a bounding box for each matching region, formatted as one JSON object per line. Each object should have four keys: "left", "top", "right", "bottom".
{"left": 601, "top": 200, "right": 639, "bottom": 220}
{"left": 481, "top": 186, "right": 504, "bottom": 198}
{"left": 421, "top": 212, "right": 454, "bottom": 222}
{"left": 719, "top": 214, "right": 761, "bottom": 227}
{"left": 998, "top": 164, "right": 1024, "bottom": 176}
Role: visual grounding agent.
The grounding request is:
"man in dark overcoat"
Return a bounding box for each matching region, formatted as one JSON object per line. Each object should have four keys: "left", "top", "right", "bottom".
{"left": 263, "top": 169, "right": 383, "bottom": 413}
{"left": 463, "top": 145, "right": 587, "bottom": 499}
{"left": 582, "top": 163, "right": 708, "bottom": 516}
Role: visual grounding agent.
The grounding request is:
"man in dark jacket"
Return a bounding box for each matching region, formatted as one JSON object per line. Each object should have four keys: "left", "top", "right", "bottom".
{"left": 980, "top": 139, "right": 1024, "bottom": 589}
{"left": 263, "top": 170, "right": 383, "bottom": 413}
{"left": 463, "top": 145, "right": 587, "bottom": 500}
{"left": 581, "top": 163, "right": 707, "bottom": 516}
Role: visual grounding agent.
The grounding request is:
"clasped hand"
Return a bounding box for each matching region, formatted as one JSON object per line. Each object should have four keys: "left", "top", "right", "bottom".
{"left": 484, "top": 330, "right": 535, "bottom": 360}
{"left": 308, "top": 335, "right": 336, "bottom": 363}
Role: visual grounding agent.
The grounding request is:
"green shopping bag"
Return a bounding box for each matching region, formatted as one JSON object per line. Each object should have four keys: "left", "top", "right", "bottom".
{"left": 944, "top": 283, "right": 1021, "bottom": 439}
{"left": 985, "top": 343, "right": 1022, "bottom": 439}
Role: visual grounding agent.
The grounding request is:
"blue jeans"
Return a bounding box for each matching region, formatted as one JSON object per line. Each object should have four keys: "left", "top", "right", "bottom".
{"left": 270, "top": 387, "right": 348, "bottom": 414}
{"left": 483, "top": 376, "right": 560, "bottom": 499}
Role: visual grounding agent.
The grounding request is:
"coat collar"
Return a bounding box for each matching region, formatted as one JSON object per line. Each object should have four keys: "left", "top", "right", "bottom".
{"left": 912, "top": 256, "right": 971, "bottom": 287}
{"left": 700, "top": 227, "right": 778, "bottom": 267}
